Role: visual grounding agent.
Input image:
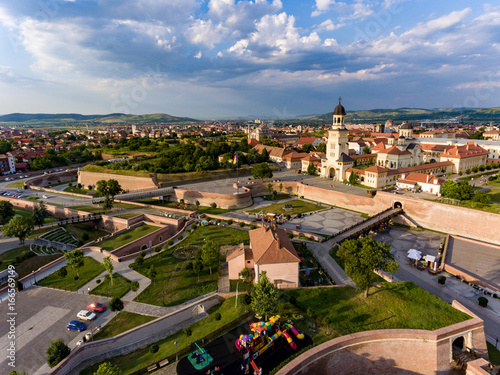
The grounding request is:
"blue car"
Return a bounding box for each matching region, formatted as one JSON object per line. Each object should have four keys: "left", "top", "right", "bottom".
{"left": 67, "top": 320, "right": 86, "bottom": 332}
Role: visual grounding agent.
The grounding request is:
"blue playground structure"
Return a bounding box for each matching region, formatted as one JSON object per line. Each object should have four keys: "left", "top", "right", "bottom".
{"left": 189, "top": 340, "right": 213, "bottom": 370}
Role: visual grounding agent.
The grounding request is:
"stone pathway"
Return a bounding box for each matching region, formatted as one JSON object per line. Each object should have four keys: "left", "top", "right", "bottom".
{"left": 0, "top": 236, "right": 34, "bottom": 255}
{"left": 307, "top": 241, "right": 355, "bottom": 287}
{"left": 218, "top": 262, "right": 230, "bottom": 293}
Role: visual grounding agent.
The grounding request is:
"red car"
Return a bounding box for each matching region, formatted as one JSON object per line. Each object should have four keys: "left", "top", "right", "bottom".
{"left": 87, "top": 302, "right": 107, "bottom": 313}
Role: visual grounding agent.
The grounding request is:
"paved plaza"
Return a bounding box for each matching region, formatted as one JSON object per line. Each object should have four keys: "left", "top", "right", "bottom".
{"left": 0, "top": 287, "right": 111, "bottom": 375}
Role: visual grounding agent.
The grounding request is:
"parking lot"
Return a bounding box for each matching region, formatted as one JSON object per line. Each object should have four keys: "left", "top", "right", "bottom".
{"left": 0, "top": 287, "right": 111, "bottom": 374}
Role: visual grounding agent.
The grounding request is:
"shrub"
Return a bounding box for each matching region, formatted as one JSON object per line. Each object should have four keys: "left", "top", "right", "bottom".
{"left": 289, "top": 295, "right": 296, "bottom": 305}
{"left": 306, "top": 307, "right": 313, "bottom": 317}
{"left": 472, "top": 166, "right": 479, "bottom": 173}
{"left": 178, "top": 234, "right": 183, "bottom": 240}
{"left": 479, "top": 165, "right": 486, "bottom": 172}
{"left": 465, "top": 168, "right": 471, "bottom": 174}
{"left": 250, "top": 224, "right": 257, "bottom": 229}
{"left": 323, "top": 316, "right": 331, "bottom": 326}
{"left": 458, "top": 171, "right": 462, "bottom": 176}
{"left": 167, "top": 239, "right": 174, "bottom": 246}
{"left": 486, "top": 165, "right": 492, "bottom": 170}
{"left": 297, "top": 213, "right": 302, "bottom": 218}
{"left": 478, "top": 296, "right": 488, "bottom": 307}
{"left": 238, "top": 222, "right": 245, "bottom": 227}
{"left": 489, "top": 176, "right": 496, "bottom": 181}
{"left": 287, "top": 233, "right": 294, "bottom": 239}
{"left": 185, "top": 262, "right": 193, "bottom": 271}
{"left": 149, "top": 344, "right": 159, "bottom": 354}
{"left": 186, "top": 229, "right": 191, "bottom": 234}
{"left": 191, "top": 224, "right": 197, "bottom": 230}
{"left": 139, "top": 250, "right": 146, "bottom": 258}
{"left": 185, "top": 328, "right": 192, "bottom": 337}
{"left": 244, "top": 293, "right": 252, "bottom": 305}
{"left": 58, "top": 267, "right": 68, "bottom": 278}
{"left": 438, "top": 276, "right": 446, "bottom": 284}
{"left": 210, "top": 203, "right": 217, "bottom": 209}
{"left": 227, "top": 219, "right": 233, "bottom": 225}
{"left": 154, "top": 246, "right": 161, "bottom": 253}
{"left": 134, "top": 255, "right": 144, "bottom": 267}
{"left": 214, "top": 312, "right": 222, "bottom": 321}
{"left": 285, "top": 214, "right": 291, "bottom": 220}
{"left": 82, "top": 232, "right": 89, "bottom": 241}
{"left": 96, "top": 279, "right": 101, "bottom": 284}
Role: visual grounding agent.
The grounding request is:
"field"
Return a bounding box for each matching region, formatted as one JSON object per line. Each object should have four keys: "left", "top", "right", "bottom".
{"left": 133, "top": 226, "right": 249, "bottom": 306}
{"left": 99, "top": 224, "right": 159, "bottom": 251}
{"left": 246, "top": 199, "right": 324, "bottom": 216}
{"left": 38, "top": 257, "right": 104, "bottom": 290}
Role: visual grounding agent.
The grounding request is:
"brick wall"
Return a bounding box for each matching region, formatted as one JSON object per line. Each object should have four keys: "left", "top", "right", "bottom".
{"left": 172, "top": 188, "right": 253, "bottom": 209}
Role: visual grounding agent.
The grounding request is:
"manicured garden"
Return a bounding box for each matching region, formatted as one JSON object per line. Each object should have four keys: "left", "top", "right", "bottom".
{"left": 92, "top": 311, "right": 156, "bottom": 341}
{"left": 246, "top": 199, "right": 325, "bottom": 216}
{"left": 99, "top": 224, "right": 159, "bottom": 251}
{"left": 80, "top": 295, "right": 252, "bottom": 375}
{"left": 38, "top": 257, "right": 104, "bottom": 290}
{"left": 90, "top": 273, "right": 132, "bottom": 299}
{"left": 133, "top": 226, "right": 249, "bottom": 306}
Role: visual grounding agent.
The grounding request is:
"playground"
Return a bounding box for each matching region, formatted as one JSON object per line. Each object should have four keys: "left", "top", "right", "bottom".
{"left": 176, "top": 317, "right": 312, "bottom": 375}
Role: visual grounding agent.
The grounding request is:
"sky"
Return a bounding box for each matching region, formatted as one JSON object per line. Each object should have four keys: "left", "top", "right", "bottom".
{"left": 0, "top": 0, "right": 499, "bottom": 120}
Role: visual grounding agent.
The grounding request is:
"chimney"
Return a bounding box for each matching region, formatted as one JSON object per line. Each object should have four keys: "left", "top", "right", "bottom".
{"left": 426, "top": 174, "right": 430, "bottom": 183}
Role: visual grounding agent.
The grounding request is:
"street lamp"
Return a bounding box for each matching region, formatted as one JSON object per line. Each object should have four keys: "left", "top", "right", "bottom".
{"left": 32, "top": 270, "right": 36, "bottom": 284}
{"left": 174, "top": 341, "right": 178, "bottom": 361}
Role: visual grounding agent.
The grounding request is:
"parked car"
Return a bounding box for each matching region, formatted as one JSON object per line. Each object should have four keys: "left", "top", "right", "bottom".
{"left": 42, "top": 195, "right": 49, "bottom": 199}
{"left": 77, "top": 310, "right": 97, "bottom": 321}
{"left": 67, "top": 320, "right": 86, "bottom": 332}
{"left": 86, "top": 302, "right": 107, "bottom": 313}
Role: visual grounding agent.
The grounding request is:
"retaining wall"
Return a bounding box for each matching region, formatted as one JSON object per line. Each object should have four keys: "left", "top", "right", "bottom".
{"left": 48, "top": 293, "right": 222, "bottom": 375}
{"left": 78, "top": 170, "right": 157, "bottom": 191}
{"left": 276, "top": 301, "right": 487, "bottom": 375}
{"left": 172, "top": 188, "right": 253, "bottom": 209}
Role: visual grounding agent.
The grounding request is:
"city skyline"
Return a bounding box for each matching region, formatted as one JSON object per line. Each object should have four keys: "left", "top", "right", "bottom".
{"left": 0, "top": 0, "right": 499, "bottom": 119}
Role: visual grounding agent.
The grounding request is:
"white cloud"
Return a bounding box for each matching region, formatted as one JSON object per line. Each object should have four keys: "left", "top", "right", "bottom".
{"left": 186, "top": 19, "right": 229, "bottom": 49}
{"left": 315, "top": 19, "right": 343, "bottom": 32}
{"left": 194, "top": 51, "right": 202, "bottom": 59}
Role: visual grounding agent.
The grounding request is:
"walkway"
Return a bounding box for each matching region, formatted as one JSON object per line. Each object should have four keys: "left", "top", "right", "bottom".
{"left": 0, "top": 236, "right": 34, "bottom": 255}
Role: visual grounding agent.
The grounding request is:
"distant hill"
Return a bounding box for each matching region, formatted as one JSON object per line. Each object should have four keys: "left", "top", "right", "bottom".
{"left": 0, "top": 113, "right": 199, "bottom": 124}
{"left": 302, "top": 107, "right": 500, "bottom": 123}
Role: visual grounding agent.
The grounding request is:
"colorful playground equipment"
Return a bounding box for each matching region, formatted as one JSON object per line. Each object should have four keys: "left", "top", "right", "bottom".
{"left": 235, "top": 315, "right": 304, "bottom": 373}
{"left": 188, "top": 340, "right": 213, "bottom": 370}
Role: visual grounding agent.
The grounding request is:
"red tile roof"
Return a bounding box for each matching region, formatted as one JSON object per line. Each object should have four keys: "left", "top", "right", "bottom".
{"left": 249, "top": 225, "right": 300, "bottom": 265}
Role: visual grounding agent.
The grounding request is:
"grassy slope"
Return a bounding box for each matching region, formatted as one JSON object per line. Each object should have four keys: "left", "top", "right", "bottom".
{"left": 99, "top": 224, "right": 159, "bottom": 251}
{"left": 92, "top": 311, "right": 156, "bottom": 341}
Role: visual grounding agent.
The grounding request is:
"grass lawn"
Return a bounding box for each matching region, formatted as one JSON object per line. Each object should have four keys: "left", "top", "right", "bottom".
{"left": 38, "top": 257, "right": 104, "bottom": 290}
{"left": 487, "top": 342, "right": 500, "bottom": 366}
{"left": 90, "top": 273, "right": 132, "bottom": 299}
{"left": 486, "top": 189, "right": 500, "bottom": 203}
{"left": 27, "top": 226, "right": 57, "bottom": 239}
{"left": 246, "top": 199, "right": 324, "bottom": 216}
{"left": 230, "top": 280, "right": 254, "bottom": 292}
{"left": 488, "top": 179, "right": 500, "bottom": 188}
{"left": 9, "top": 181, "right": 25, "bottom": 188}
{"left": 263, "top": 193, "right": 291, "bottom": 201}
{"left": 64, "top": 185, "right": 92, "bottom": 194}
{"left": 11, "top": 207, "right": 58, "bottom": 224}
{"left": 436, "top": 198, "right": 500, "bottom": 214}
{"left": 92, "top": 311, "right": 156, "bottom": 341}
{"left": 80, "top": 295, "right": 251, "bottom": 375}
{"left": 0, "top": 245, "right": 61, "bottom": 279}
{"left": 63, "top": 223, "right": 109, "bottom": 243}
{"left": 99, "top": 224, "right": 159, "bottom": 251}
{"left": 114, "top": 213, "right": 142, "bottom": 220}
{"left": 134, "top": 226, "right": 249, "bottom": 306}
{"left": 70, "top": 202, "right": 140, "bottom": 214}
{"left": 136, "top": 198, "right": 234, "bottom": 215}
{"left": 283, "top": 282, "right": 471, "bottom": 344}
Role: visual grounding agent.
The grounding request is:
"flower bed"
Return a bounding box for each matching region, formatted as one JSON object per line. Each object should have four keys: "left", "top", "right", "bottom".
{"left": 173, "top": 245, "right": 199, "bottom": 259}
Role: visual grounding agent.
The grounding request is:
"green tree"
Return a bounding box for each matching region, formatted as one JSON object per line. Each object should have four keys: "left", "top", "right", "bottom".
{"left": 362, "top": 145, "right": 371, "bottom": 154}
{"left": 103, "top": 256, "right": 114, "bottom": 286}
{"left": 251, "top": 271, "right": 278, "bottom": 321}
{"left": 472, "top": 191, "right": 490, "bottom": 204}
{"left": 279, "top": 182, "right": 283, "bottom": 192}
{"left": 201, "top": 240, "right": 220, "bottom": 275}
{"left": 240, "top": 267, "right": 252, "bottom": 282}
{"left": 193, "top": 260, "right": 203, "bottom": 281}
{"left": 302, "top": 144, "right": 314, "bottom": 153}
{"left": 96, "top": 179, "right": 123, "bottom": 210}
{"left": 94, "top": 362, "right": 122, "bottom": 375}
{"left": 316, "top": 142, "right": 326, "bottom": 153}
{"left": 337, "top": 236, "right": 399, "bottom": 298}
{"left": 440, "top": 180, "right": 460, "bottom": 200}
{"left": 32, "top": 205, "right": 45, "bottom": 228}
{"left": 252, "top": 163, "right": 273, "bottom": 180}
{"left": 0, "top": 140, "right": 12, "bottom": 154}
{"left": 58, "top": 267, "right": 68, "bottom": 278}
{"left": 148, "top": 265, "right": 157, "bottom": 284}
{"left": 267, "top": 183, "right": 273, "bottom": 194}
{"left": 46, "top": 338, "right": 70, "bottom": 367}
{"left": 0, "top": 200, "right": 15, "bottom": 225}
{"left": 64, "top": 249, "right": 84, "bottom": 279}
{"left": 130, "top": 281, "right": 140, "bottom": 296}
{"left": 348, "top": 171, "right": 358, "bottom": 185}
{"left": 109, "top": 297, "right": 124, "bottom": 315}
{"left": 2, "top": 216, "right": 34, "bottom": 244}
{"left": 307, "top": 163, "right": 316, "bottom": 175}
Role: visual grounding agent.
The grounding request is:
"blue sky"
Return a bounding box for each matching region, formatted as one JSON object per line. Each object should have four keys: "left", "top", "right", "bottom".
{"left": 0, "top": 0, "right": 499, "bottom": 119}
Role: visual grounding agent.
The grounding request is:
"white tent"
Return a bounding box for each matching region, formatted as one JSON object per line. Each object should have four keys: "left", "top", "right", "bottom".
{"left": 423, "top": 255, "right": 436, "bottom": 263}
{"left": 407, "top": 249, "right": 422, "bottom": 260}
